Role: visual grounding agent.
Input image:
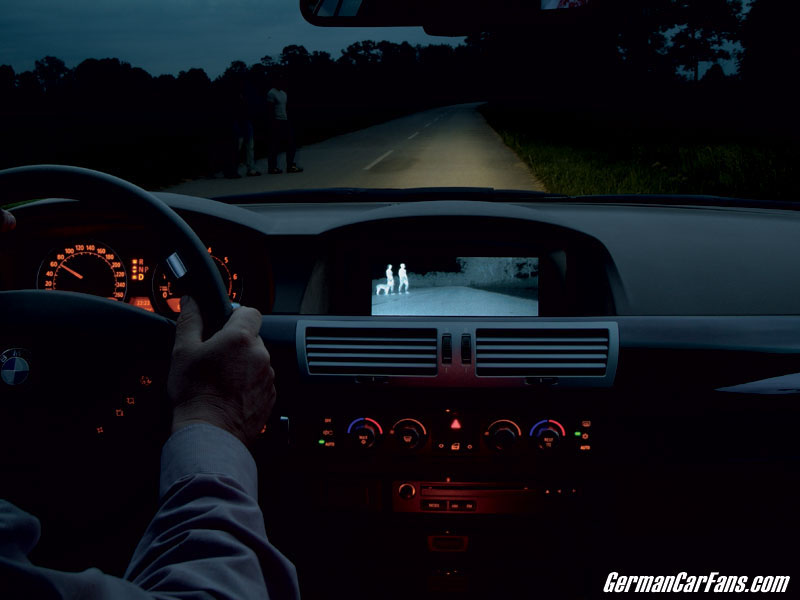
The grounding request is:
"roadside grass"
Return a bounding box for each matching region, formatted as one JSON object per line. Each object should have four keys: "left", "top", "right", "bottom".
{"left": 480, "top": 104, "right": 800, "bottom": 201}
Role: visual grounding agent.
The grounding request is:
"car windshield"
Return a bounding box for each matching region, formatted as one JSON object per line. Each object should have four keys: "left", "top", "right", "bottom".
{"left": 1, "top": 0, "right": 797, "bottom": 202}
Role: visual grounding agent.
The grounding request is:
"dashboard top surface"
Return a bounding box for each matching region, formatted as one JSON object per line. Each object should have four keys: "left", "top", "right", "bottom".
{"left": 7, "top": 193, "right": 800, "bottom": 318}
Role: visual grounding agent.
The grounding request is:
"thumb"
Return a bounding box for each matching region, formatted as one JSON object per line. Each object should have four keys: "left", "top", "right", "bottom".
{"left": 174, "top": 295, "right": 203, "bottom": 344}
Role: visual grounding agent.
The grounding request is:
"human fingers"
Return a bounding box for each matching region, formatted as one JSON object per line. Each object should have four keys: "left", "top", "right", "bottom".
{"left": 173, "top": 295, "right": 204, "bottom": 347}
{"left": 220, "top": 304, "right": 262, "bottom": 338}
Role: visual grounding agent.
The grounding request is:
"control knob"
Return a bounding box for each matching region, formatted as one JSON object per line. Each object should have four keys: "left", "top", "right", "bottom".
{"left": 392, "top": 418, "right": 427, "bottom": 450}
{"left": 530, "top": 419, "right": 566, "bottom": 452}
{"left": 347, "top": 417, "right": 383, "bottom": 449}
{"left": 485, "top": 419, "right": 522, "bottom": 451}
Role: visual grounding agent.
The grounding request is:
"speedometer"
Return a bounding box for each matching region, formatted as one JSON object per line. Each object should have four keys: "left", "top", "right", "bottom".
{"left": 37, "top": 242, "right": 128, "bottom": 301}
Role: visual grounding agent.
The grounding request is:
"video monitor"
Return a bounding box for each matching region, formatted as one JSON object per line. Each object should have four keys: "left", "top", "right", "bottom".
{"left": 371, "top": 257, "right": 539, "bottom": 316}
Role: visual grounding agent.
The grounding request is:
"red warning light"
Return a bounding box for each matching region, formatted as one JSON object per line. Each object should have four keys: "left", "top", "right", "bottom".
{"left": 450, "top": 418, "right": 462, "bottom": 430}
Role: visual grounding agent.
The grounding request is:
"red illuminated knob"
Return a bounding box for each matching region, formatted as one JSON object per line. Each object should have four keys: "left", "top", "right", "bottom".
{"left": 393, "top": 418, "right": 427, "bottom": 450}
{"left": 485, "top": 420, "right": 521, "bottom": 451}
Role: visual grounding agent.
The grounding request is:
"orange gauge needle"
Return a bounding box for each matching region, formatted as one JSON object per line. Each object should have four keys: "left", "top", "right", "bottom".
{"left": 61, "top": 264, "right": 84, "bottom": 280}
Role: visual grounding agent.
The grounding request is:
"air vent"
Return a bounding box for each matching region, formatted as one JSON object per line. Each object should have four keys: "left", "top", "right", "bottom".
{"left": 304, "top": 326, "right": 437, "bottom": 376}
{"left": 475, "top": 328, "right": 611, "bottom": 377}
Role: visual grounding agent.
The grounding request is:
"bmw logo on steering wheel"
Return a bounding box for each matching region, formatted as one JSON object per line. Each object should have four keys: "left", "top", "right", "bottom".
{"left": 1, "top": 348, "right": 32, "bottom": 386}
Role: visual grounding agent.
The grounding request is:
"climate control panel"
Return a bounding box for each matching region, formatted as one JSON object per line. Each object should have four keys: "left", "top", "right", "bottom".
{"left": 314, "top": 411, "right": 593, "bottom": 457}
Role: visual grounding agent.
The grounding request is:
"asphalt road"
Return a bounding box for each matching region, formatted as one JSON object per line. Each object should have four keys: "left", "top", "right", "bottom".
{"left": 162, "top": 102, "right": 544, "bottom": 197}
{"left": 372, "top": 286, "right": 540, "bottom": 317}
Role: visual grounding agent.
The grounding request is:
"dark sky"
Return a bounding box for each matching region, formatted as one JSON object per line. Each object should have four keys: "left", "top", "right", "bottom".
{"left": 0, "top": 0, "right": 458, "bottom": 78}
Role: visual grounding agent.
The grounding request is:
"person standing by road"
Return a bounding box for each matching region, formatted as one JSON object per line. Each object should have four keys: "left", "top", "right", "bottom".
{"left": 266, "top": 78, "right": 302, "bottom": 174}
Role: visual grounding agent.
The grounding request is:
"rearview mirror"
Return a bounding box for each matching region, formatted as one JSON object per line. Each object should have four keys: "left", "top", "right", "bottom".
{"left": 300, "top": 0, "right": 595, "bottom": 34}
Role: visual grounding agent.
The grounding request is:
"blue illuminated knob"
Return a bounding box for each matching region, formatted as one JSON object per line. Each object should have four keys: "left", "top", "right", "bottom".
{"left": 347, "top": 417, "right": 383, "bottom": 449}
{"left": 530, "top": 419, "right": 566, "bottom": 452}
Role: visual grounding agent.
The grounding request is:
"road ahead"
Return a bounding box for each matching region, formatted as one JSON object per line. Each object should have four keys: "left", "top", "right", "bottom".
{"left": 372, "top": 286, "right": 540, "bottom": 317}
{"left": 163, "top": 103, "right": 544, "bottom": 197}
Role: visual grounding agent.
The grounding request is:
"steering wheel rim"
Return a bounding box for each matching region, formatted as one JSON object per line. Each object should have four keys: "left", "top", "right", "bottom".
{"left": 0, "top": 164, "right": 232, "bottom": 335}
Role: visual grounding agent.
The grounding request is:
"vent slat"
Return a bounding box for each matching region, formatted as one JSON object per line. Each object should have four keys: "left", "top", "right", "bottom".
{"left": 475, "top": 328, "right": 609, "bottom": 377}
{"left": 476, "top": 344, "right": 607, "bottom": 351}
{"left": 476, "top": 361, "right": 606, "bottom": 369}
{"left": 307, "top": 338, "right": 435, "bottom": 344}
{"left": 305, "top": 326, "right": 437, "bottom": 376}
{"left": 309, "top": 352, "right": 436, "bottom": 360}
{"left": 309, "top": 361, "right": 436, "bottom": 367}
{"left": 477, "top": 337, "right": 607, "bottom": 343}
{"left": 308, "top": 344, "right": 435, "bottom": 351}
{"left": 477, "top": 353, "right": 607, "bottom": 360}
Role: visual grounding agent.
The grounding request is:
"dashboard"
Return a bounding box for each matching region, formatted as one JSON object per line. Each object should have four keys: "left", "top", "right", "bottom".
{"left": 3, "top": 190, "right": 800, "bottom": 598}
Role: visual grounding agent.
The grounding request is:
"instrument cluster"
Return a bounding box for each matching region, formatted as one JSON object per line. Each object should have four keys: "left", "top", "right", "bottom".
{"left": 35, "top": 238, "right": 243, "bottom": 317}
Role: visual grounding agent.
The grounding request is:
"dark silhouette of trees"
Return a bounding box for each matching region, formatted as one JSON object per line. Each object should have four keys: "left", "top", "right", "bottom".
{"left": 1, "top": 3, "right": 789, "bottom": 190}
{"left": 0, "top": 40, "right": 485, "bottom": 187}
{"left": 34, "top": 56, "right": 69, "bottom": 94}
{"left": 667, "top": 0, "right": 742, "bottom": 82}
{"left": 739, "top": 0, "right": 800, "bottom": 92}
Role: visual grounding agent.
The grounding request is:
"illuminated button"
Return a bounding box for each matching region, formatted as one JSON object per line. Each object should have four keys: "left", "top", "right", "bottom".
{"left": 96, "top": 426, "right": 104, "bottom": 435}
{"left": 139, "top": 375, "right": 152, "bottom": 387}
{"left": 581, "top": 420, "right": 592, "bottom": 428}
{"left": 321, "top": 429, "right": 334, "bottom": 436}
{"left": 463, "top": 500, "right": 476, "bottom": 511}
{"left": 115, "top": 409, "right": 124, "bottom": 417}
{"left": 581, "top": 432, "right": 589, "bottom": 440}
{"left": 422, "top": 500, "right": 447, "bottom": 511}
{"left": 324, "top": 441, "right": 336, "bottom": 448}
{"left": 450, "top": 442, "right": 461, "bottom": 451}
{"left": 450, "top": 418, "right": 462, "bottom": 430}
{"left": 579, "top": 444, "right": 591, "bottom": 451}
{"left": 125, "top": 396, "right": 135, "bottom": 405}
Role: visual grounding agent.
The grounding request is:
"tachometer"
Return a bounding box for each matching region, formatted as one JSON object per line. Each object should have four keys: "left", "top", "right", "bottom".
{"left": 37, "top": 242, "right": 128, "bottom": 301}
{"left": 152, "top": 246, "right": 242, "bottom": 314}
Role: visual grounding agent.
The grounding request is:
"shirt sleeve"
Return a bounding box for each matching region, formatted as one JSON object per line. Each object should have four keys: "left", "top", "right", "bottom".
{"left": 0, "top": 423, "right": 300, "bottom": 600}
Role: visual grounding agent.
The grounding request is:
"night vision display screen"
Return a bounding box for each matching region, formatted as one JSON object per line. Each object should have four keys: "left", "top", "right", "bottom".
{"left": 371, "top": 257, "right": 539, "bottom": 316}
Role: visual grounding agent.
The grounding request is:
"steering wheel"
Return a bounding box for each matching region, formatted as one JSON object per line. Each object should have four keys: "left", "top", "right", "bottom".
{"left": 0, "top": 165, "right": 233, "bottom": 571}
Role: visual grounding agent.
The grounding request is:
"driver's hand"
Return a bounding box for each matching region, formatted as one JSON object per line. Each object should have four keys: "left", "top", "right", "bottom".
{"left": 1, "top": 209, "right": 15, "bottom": 232}
{"left": 168, "top": 296, "right": 275, "bottom": 447}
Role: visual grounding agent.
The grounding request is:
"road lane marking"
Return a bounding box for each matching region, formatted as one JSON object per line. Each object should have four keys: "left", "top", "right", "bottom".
{"left": 407, "top": 132, "right": 419, "bottom": 140}
{"left": 364, "top": 149, "right": 394, "bottom": 170}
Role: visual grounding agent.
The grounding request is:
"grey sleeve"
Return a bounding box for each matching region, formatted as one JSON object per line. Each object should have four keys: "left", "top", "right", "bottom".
{"left": 125, "top": 423, "right": 300, "bottom": 599}
{"left": 0, "top": 424, "right": 300, "bottom": 600}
